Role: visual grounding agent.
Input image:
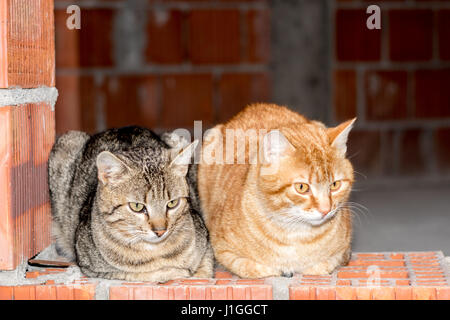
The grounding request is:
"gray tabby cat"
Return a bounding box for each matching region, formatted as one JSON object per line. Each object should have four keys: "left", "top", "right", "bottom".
{"left": 48, "top": 126, "right": 213, "bottom": 282}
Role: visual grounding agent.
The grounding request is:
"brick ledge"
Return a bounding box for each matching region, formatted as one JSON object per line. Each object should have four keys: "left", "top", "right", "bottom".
{"left": 0, "top": 251, "right": 448, "bottom": 300}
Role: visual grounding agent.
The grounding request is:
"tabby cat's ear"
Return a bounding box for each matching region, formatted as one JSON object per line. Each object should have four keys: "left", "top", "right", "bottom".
{"left": 327, "top": 118, "right": 356, "bottom": 158}
{"left": 169, "top": 140, "right": 199, "bottom": 177}
{"left": 96, "top": 151, "right": 130, "bottom": 185}
{"left": 262, "top": 130, "right": 295, "bottom": 163}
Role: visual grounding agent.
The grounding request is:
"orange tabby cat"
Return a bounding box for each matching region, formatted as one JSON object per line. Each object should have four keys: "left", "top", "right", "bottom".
{"left": 196, "top": 103, "right": 355, "bottom": 278}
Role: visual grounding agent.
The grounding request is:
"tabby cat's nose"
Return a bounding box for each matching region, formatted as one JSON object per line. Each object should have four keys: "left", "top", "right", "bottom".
{"left": 154, "top": 229, "right": 167, "bottom": 237}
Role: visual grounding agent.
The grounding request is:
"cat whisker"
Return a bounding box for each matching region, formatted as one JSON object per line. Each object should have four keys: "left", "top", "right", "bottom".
{"left": 353, "top": 170, "right": 367, "bottom": 180}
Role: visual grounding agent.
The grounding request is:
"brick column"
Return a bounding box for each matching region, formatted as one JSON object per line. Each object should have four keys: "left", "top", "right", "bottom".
{"left": 0, "top": 0, "right": 57, "bottom": 270}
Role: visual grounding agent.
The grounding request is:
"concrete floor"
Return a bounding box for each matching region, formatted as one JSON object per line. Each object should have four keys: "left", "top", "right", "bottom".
{"left": 350, "top": 184, "right": 450, "bottom": 256}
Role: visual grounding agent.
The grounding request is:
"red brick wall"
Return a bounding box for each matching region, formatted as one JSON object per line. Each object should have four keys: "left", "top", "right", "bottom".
{"left": 333, "top": 0, "right": 450, "bottom": 179}
{"left": 54, "top": 0, "right": 271, "bottom": 135}
{"left": 0, "top": 0, "right": 55, "bottom": 270}
{"left": 54, "top": 1, "right": 449, "bottom": 180}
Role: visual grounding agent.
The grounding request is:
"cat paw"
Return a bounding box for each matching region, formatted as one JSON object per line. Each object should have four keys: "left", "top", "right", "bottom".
{"left": 193, "top": 268, "right": 214, "bottom": 278}
{"left": 302, "top": 262, "right": 333, "bottom": 275}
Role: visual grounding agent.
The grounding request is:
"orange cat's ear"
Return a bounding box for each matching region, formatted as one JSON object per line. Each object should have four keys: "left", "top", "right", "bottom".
{"left": 169, "top": 140, "right": 199, "bottom": 176}
{"left": 327, "top": 118, "right": 356, "bottom": 157}
{"left": 262, "top": 130, "right": 295, "bottom": 163}
{"left": 96, "top": 151, "right": 130, "bottom": 185}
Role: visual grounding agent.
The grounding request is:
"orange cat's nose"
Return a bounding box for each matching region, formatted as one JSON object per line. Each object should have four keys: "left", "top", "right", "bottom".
{"left": 318, "top": 208, "right": 330, "bottom": 217}
{"left": 154, "top": 229, "right": 167, "bottom": 237}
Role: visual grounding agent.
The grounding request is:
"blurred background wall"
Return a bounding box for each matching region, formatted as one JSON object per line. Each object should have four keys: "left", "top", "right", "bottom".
{"left": 54, "top": 0, "right": 450, "bottom": 185}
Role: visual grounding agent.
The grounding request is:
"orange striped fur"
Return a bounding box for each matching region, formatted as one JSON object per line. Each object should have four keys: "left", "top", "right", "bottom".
{"left": 197, "top": 103, "right": 355, "bottom": 278}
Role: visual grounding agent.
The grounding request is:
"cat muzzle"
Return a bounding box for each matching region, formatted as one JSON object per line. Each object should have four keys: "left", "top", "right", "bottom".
{"left": 153, "top": 229, "right": 167, "bottom": 237}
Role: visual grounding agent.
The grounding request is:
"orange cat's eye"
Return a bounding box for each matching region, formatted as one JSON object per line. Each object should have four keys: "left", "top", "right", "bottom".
{"left": 330, "top": 180, "right": 342, "bottom": 191}
{"left": 294, "top": 183, "right": 310, "bottom": 194}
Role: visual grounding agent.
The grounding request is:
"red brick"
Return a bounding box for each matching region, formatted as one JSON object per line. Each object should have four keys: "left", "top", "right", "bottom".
{"left": 0, "top": 0, "right": 55, "bottom": 88}
{"left": 395, "top": 287, "right": 412, "bottom": 300}
{"left": 179, "top": 279, "right": 211, "bottom": 285}
{"left": 355, "top": 287, "right": 372, "bottom": 300}
{"left": 365, "top": 70, "right": 408, "bottom": 120}
{"left": 215, "top": 271, "right": 234, "bottom": 279}
{"left": 246, "top": 10, "right": 270, "bottom": 63}
{"left": 173, "top": 286, "right": 189, "bottom": 300}
{"left": 218, "top": 72, "right": 271, "bottom": 122}
{"left": 413, "top": 287, "right": 437, "bottom": 300}
{"left": 357, "top": 253, "right": 385, "bottom": 259}
{"left": 436, "top": 288, "right": 450, "bottom": 300}
{"left": 189, "top": 286, "right": 207, "bottom": 299}
{"left": 391, "top": 254, "right": 404, "bottom": 260}
{"left": 231, "top": 287, "right": 247, "bottom": 300}
{"left": 438, "top": 10, "right": 450, "bottom": 60}
{"left": 36, "top": 285, "right": 57, "bottom": 300}
{"left": 335, "top": 9, "right": 381, "bottom": 61}
{"left": 26, "top": 271, "right": 40, "bottom": 279}
{"left": 0, "top": 105, "right": 53, "bottom": 270}
{"left": 73, "top": 284, "right": 96, "bottom": 300}
{"left": 358, "top": 280, "right": 391, "bottom": 286}
{"left": 302, "top": 274, "right": 332, "bottom": 279}
{"left": 416, "top": 274, "right": 445, "bottom": 279}
{"left": 79, "top": 9, "right": 114, "bottom": 67}
{"left": 55, "top": 286, "right": 74, "bottom": 300}
{"left": 13, "top": 286, "right": 36, "bottom": 300}
{"left": 104, "top": 75, "right": 160, "bottom": 129}
{"left": 210, "top": 286, "right": 228, "bottom": 300}
{"left": 435, "top": 128, "right": 450, "bottom": 172}
{"left": 389, "top": 10, "right": 433, "bottom": 61}
{"left": 316, "top": 287, "right": 336, "bottom": 300}
{"left": 0, "top": 0, "right": 7, "bottom": 87}
{"left": 372, "top": 287, "right": 395, "bottom": 300}
{"left": 31, "top": 103, "right": 56, "bottom": 166}
{"left": 398, "top": 129, "right": 425, "bottom": 175}
{"left": 146, "top": 10, "right": 184, "bottom": 64}
{"left": 334, "top": 70, "right": 357, "bottom": 122}
{"left": 0, "top": 287, "right": 13, "bottom": 300}
{"left": 409, "top": 252, "right": 438, "bottom": 258}
{"left": 337, "top": 280, "right": 351, "bottom": 286}
{"left": 338, "top": 271, "right": 408, "bottom": 279}
{"left": 290, "top": 287, "right": 316, "bottom": 300}
{"left": 250, "top": 286, "right": 272, "bottom": 300}
{"left": 236, "top": 279, "right": 265, "bottom": 285}
{"left": 11, "top": 105, "right": 31, "bottom": 166}
{"left": 411, "top": 262, "right": 440, "bottom": 267}
{"left": 396, "top": 280, "right": 410, "bottom": 286}
{"left": 161, "top": 74, "right": 213, "bottom": 128}
{"left": 188, "top": 10, "right": 240, "bottom": 64}
{"left": 152, "top": 287, "right": 170, "bottom": 300}
{"left": 348, "top": 260, "right": 405, "bottom": 267}
{"left": 109, "top": 287, "right": 130, "bottom": 300}
{"left": 335, "top": 287, "right": 356, "bottom": 300}
{"left": 415, "top": 69, "right": 450, "bottom": 118}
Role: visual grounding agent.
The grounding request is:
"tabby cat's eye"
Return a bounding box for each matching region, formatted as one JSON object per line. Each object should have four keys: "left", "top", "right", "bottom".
{"left": 294, "top": 183, "right": 310, "bottom": 194}
{"left": 330, "top": 180, "right": 342, "bottom": 191}
{"left": 167, "top": 198, "right": 180, "bottom": 209}
{"left": 129, "top": 202, "right": 145, "bottom": 213}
